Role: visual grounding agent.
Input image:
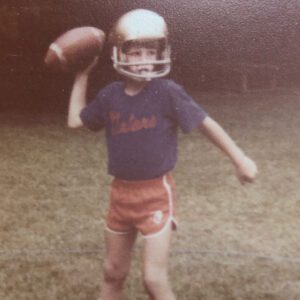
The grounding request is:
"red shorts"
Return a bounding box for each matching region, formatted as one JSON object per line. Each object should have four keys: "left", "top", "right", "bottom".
{"left": 106, "top": 173, "right": 177, "bottom": 238}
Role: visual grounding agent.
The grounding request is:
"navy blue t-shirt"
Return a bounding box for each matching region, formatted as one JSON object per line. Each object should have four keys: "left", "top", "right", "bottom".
{"left": 80, "top": 79, "right": 208, "bottom": 180}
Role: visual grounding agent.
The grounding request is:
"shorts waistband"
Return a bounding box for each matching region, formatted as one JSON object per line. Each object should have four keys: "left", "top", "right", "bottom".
{"left": 112, "top": 173, "right": 172, "bottom": 188}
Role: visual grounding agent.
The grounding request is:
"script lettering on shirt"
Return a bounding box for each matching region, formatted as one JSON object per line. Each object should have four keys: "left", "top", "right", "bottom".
{"left": 109, "top": 111, "right": 157, "bottom": 135}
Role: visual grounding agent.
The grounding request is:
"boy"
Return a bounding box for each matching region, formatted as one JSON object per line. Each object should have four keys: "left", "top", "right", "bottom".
{"left": 68, "top": 9, "right": 257, "bottom": 300}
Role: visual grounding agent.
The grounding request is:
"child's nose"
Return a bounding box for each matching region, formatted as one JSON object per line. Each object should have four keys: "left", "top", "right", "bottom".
{"left": 140, "top": 51, "right": 149, "bottom": 62}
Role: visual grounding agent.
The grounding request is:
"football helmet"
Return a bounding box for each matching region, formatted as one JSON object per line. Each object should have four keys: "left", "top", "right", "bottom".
{"left": 109, "top": 9, "right": 171, "bottom": 81}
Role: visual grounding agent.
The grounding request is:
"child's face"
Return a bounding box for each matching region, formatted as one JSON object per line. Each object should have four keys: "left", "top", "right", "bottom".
{"left": 124, "top": 45, "right": 158, "bottom": 77}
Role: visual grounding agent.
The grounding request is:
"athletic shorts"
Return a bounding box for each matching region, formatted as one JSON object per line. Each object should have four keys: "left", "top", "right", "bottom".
{"left": 106, "top": 173, "right": 177, "bottom": 238}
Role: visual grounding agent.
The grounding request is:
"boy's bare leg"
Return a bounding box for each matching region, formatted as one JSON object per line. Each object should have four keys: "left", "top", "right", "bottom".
{"left": 100, "top": 230, "right": 137, "bottom": 300}
{"left": 142, "top": 224, "right": 176, "bottom": 300}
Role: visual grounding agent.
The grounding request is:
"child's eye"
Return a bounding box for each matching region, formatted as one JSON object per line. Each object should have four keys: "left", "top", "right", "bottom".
{"left": 128, "top": 50, "right": 141, "bottom": 57}
{"left": 148, "top": 50, "right": 157, "bottom": 56}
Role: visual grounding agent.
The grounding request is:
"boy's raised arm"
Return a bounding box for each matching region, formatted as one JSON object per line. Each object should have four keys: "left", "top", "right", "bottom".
{"left": 199, "top": 116, "right": 258, "bottom": 185}
{"left": 67, "top": 58, "right": 98, "bottom": 128}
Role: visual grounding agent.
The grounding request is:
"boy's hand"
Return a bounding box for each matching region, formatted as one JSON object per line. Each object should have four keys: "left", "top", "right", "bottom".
{"left": 77, "top": 56, "right": 99, "bottom": 77}
{"left": 235, "top": 156, "right": 258, "bottom": 185}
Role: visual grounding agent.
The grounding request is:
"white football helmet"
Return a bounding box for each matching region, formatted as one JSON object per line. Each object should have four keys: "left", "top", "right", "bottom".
{"left": 109, "top": 9, "right": 171, "bottom": 81}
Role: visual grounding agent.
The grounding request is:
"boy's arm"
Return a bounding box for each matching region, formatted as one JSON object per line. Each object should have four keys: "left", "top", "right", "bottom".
{"left": 199, "top": 116, "right": 257, "bottom": 185}
{"left": 67, "top": 58, "right": 98, "bottom": 128}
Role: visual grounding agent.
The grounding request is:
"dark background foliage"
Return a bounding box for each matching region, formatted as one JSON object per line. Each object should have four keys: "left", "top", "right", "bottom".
{"left": 1, "top": 0, "right": 300, "bottom": 112}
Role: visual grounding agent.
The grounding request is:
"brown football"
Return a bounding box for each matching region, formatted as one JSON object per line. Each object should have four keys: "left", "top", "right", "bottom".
{"left": 44, "top": 27, "right": 106, "bottom": 72}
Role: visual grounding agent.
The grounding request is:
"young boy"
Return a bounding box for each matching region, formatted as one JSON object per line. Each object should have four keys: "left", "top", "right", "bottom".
{"left": 68, "top": 9, "right": 257, "bottom": 300}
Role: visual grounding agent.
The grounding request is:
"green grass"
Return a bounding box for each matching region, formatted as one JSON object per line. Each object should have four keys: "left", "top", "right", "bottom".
{"left": 1, "top": 89, "right": 300, "bottom": 299}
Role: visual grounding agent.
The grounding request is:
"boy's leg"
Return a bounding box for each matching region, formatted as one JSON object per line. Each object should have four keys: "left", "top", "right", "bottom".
{"left": 142, "top": 223, "right": 176, "bottom": 300}
{"left": 101, "top": 230, "right": 137, "bottom": 300}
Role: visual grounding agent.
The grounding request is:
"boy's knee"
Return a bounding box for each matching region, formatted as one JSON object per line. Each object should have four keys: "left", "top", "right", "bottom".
{"left": 143, "top": 266, "right": 168, "bottom": 291}
{"left": 103, "top": 260, "right": 129, "bottom": 285}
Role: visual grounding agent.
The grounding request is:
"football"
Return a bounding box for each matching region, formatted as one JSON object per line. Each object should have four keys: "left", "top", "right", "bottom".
{"left": 44, "top": 26, "right": 106, "bottom": 73}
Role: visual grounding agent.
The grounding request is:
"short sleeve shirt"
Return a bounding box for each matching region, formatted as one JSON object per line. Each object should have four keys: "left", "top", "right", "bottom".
{"left": 80, "top": 79, "right": 208, "bottom": 180}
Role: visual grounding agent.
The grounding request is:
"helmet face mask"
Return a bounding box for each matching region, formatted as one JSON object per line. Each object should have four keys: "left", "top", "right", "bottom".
{"left": 110, "top": 9, "right": 171, "bottom": 81}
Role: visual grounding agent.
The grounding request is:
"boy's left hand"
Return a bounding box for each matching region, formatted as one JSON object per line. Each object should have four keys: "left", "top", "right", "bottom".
{"left": 235, "top": 156, "right": 258, "bottom": 185}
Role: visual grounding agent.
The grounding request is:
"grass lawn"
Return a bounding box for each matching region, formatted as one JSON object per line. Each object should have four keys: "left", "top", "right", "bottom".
{"left": 0, "top": 88, "right": 300, "bottom": 299}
